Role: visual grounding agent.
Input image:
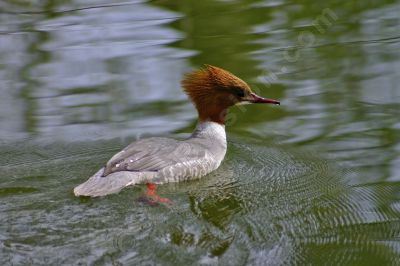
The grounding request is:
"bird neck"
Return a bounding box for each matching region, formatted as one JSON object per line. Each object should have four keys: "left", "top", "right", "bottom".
{"left": 191, "top": 121, "right": 226, "bottom": 143}
{"left": 193, "top": 97, "right": 230, "bottom": 125}
{"left": 198, "top": 107, "right": 227, "bottom": 124}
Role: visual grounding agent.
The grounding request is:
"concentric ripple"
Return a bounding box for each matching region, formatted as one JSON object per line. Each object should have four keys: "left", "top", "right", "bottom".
{"left": 165, "top": 137, "right": 400, "bottom": 265}
{"left": 0, "top": 137, "right": 399, "bottom": 265}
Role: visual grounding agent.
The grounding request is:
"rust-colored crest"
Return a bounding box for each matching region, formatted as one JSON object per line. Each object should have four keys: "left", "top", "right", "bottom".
{"left": 181, "top": 65, "right": 252, "bottom": 124}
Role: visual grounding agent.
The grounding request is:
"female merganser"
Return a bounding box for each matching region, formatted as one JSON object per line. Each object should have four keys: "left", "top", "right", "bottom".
{"left": 74, "top": 65, "right": 280, "bottom": 202}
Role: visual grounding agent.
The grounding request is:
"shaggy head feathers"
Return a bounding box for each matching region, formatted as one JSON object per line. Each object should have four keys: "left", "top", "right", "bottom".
{"left": 181, "top": 65, "right": 252, "bottom": 124}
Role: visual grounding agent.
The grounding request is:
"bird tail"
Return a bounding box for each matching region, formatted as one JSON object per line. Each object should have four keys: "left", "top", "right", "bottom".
{"left": 73, "top": 168, "right": 150, "bottom": 197}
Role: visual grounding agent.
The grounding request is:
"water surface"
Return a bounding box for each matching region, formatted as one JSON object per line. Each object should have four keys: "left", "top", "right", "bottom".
{"left": 1, "top": 0, "right": 399, "bottom": 265}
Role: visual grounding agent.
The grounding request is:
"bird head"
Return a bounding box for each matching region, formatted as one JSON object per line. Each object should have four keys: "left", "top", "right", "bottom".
{"left": 182, "top": 65, "right": 280, "bottom": 124}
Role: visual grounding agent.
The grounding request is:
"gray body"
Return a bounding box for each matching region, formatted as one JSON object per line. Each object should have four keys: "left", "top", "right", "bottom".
{"left": 74, "top": 122, "right": 227, "bottom": 197}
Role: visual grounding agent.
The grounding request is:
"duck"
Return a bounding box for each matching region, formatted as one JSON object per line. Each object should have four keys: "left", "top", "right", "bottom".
{"left": 73, "top": 65, "right": 280, "bottom": 203}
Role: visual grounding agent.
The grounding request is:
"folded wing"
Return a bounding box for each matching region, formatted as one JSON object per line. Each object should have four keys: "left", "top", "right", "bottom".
{"left": 103, "top": 137, "right": 205, "bottom": 176}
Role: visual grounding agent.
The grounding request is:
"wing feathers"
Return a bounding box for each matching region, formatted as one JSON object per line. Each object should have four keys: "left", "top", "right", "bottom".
{"left": 103, "top": 137, "right": 201, "bottom": 176}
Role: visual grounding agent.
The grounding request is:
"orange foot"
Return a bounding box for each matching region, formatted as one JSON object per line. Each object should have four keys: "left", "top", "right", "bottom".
{"left": 137, "top": 183, "right": 172, "bottom": 206}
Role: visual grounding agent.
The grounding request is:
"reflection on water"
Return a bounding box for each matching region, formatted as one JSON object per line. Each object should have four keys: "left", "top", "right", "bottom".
{"left": 1, "top": 139, "right": 399, "bottom": 265}
{"left": 1, "top": 0, "right": 399, "bottom": 265}
{"left": 1, "top": 0, "right": 192, "bottom": 140}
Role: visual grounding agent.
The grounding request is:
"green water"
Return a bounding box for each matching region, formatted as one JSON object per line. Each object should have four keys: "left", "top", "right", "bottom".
{"left": 1, "top": 0, "right": 400, "bottom": 265}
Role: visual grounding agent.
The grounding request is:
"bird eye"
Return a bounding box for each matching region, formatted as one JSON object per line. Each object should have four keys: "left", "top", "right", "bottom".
{"left": 232, "top": 87, "right": 245, "bottom": 97}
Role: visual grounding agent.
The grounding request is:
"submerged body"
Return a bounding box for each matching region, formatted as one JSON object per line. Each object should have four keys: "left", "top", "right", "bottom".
{"left": 74, "top": 65, "right": 279, "bottom": 198}
{"left": 74, "top": 122, "right": 226, "bottom": 197}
